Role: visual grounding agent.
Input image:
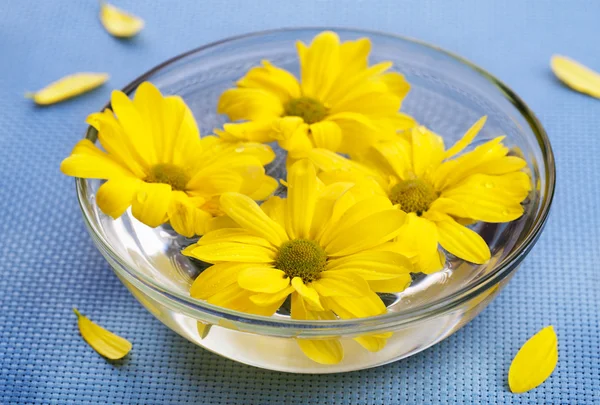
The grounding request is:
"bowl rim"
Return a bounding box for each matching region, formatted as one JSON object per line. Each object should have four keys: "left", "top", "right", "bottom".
{"left": 76, "top": 27, "right": 556, "bottom": 336}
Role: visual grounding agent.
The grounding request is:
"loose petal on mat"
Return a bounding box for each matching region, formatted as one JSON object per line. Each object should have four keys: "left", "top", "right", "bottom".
{"left": 100, "top": 1, "right": 144, "bottom": 38}
{"left": 73, "top": 308, "right": 132, "bottom": 360}
{"left": 26, "top": 73, "right": 109, "bottom": 105}
{"left": 509, "top": 326, "right": 558, "bottom": 394}
{"left": 551, "top": 55, "right": 600, "bottom": 98}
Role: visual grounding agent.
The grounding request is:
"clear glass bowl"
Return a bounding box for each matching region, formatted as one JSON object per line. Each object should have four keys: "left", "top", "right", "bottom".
{"left": 76, "top": 28, "right": 555, "bottom": 373}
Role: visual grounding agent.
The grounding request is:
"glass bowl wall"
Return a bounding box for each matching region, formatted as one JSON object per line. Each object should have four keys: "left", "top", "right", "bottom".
{"left": 77, "top": 28, "right": 555, "bottom": 373}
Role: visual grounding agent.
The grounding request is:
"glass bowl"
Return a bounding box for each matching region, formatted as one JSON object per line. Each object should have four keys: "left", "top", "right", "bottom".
{"left": 76, "top": 28, "right": 555, "bottom": 373}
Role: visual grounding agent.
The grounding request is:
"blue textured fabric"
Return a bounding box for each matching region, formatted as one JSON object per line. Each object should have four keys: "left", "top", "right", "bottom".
{"left": 1, "top": 0, "right": 599, "bottom": 403}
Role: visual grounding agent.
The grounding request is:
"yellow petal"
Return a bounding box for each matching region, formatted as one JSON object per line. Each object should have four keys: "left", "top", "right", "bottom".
{"left": 297, "top": 338, "right": 344, "bottom": 365}
{"left": 130, "top": 182, "right": 172, "bottom": 228}
{"left": 245, "top": 175, "right": 279, "bottom": 201}
{"left": 26, "top": 73, "right": 109, "bottom": 105}
{"left": 309, "top": 121, "right": 342, "bottom": 152}
{"left": 197, "top": 228, "right": 273, "bottom": 249}
{"left": 183, "top": 242, "right": 275, "bottom": 264}
{"left": 291, "top": 277, "right": 323, "bottom": 311}
{"left": 60, "top": 139, "right": 132, "bottom": 180}
{"left": 190, "top": 263, "right": 250, "bottom": 300}
{"left": 197, "top": 322, "right": 212, "bottom": 339}
{"left": 218, "top": 88, "right": 283, "bottom": 121}
{"left": 260, "top": 196, "right": 286, "bottom": 227}
{"left": 167, "top": 191, "right": 211, "bottom": 238}
{"left": 367, "top": 274, "right": 412, "bottom": 293}
{"left": 312, "top": 271, "right": 370, "bottom": 297}
{"left": 299, "top": 31, "right": 341, "bottom": 100}
{"left": 354, "top": 332, "right": 392, "bottom": 352}
{"left": 323, "top": 290, "right": 386, "bottom": 318}
{"left": 411, "top": 126, "right": 445, "bottom": 177}
{"left": 238, "top": 267, "right": 290, "bottom": 293}
{"left": 509, "top": 326, "right": 558, "bottom": 394}
{"left": 394, "top": 214, "right": 440, "bottom": 274}
{"left": 445, "top": 116, "right": 487, "bottom": 159}
{"left": 99, "top": 1, "right": 144, "bottom": 38}
{"left": 73, "top": 308, "right": 131, "bottom": 360}
{"left": 551, "top": 55, "right": 600, "bottom": 98}
{"left": 290, "top": 293, "right": 343, "bottom": 364}
{"left": 250, "top": 286, "right": 295, "bottom": 306}
{"left": 435, "top": 216, "right": 491, "bottom": 264}
{"left": 326, "top": 209, "right": 406, "bottom": 257}
{"left": 236, "top": 60, "right": 301, "bottom": 102}
{"left": 326, "top": 250, "right": 413, "bottom": 280}
{"left": 285, "top": 159, "right": 319, "bottom": 239}
{"left": 219, "top": 192, "right": 288, "bottom": 246}
{"left": 441, "top": 172, "right": 530, "bottom": 223}
{"left": 206, "top": 284, "right": 280, "bottom": 316}
{"left": 96, "top": 177, "right": 141, "bottom": 218}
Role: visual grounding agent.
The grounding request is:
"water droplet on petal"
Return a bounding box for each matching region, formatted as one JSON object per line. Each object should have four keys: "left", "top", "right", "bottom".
{"left": 235, "top": 147, "right": 245, "bottom": 153}
{"left": 484, "top": 182, "right": 494, "bottom": 188}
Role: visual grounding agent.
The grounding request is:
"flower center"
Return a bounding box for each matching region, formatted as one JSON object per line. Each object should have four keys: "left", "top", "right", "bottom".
{"left": 274, "top": 239, "right": 327, "bottom": 283}
{"left": 389, "top": 179, "right": 438, "bottom": 215}
{"left": 146, "top": 163, "right": 189, "bottom": 191}
{"left": 284, "top": 97, "right": 328, "bottom": 124}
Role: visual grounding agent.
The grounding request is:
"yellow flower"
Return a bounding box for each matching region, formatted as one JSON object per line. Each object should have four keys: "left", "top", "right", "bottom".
{"left": 61, "top": 82, "right": 277, "bottom": 237}
{"left": 217, "top": 31, "right": 415, "bottom": 161}
{"left": 310, "top": 116, "right": 531, "bottom": 266}
{"left": 183, "top": 160, "right": 413, "bottom": 364}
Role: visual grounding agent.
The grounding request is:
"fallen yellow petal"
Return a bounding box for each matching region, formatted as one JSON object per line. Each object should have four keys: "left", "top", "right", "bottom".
{"left": 508, "top": 325, "right": 558, "bottom": 394}
{"left": 25, "top": 73, "right": 109, "bottom": 105}
{"left": 74, "top": 308, "right": 132, "bottom": 360}
{"left": 99, "top": 1, "right": 144, "bottom": 38}
{"left": 551, "top": 55, "right": 600, "bottom": 98}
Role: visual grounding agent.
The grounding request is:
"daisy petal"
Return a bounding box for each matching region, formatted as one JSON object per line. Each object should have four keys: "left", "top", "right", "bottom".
{"left": 394, "top": 214, "right": 440, "bottom": 274}
{"left": 326, "top": 209, "right": 406, "bottom": 257}
{"left": 238, "top": 267, "right": 290, "bottom": 293}
{"left": 291, "top": 294, "right": 343, "bottom": 364}
{"left": 312, "top": 271, "right": 369, "bottom": 297}
{"left": 509, "top": 326, "right": 558, "bottom": 394}
{"left": 285, "top": 160, "right": 319, "bottom": 239}
{"left": 250, "top": 286, "right": 295, "bottom": 306}
{"left": 237, "top": 60, "right": 301, "bottom": 102}
{"left": 60, "top": 139, "right": 132, "bottom": 179}
{"left": 260, "top": 196, "right": 286, "bottom": 227}
{"left": 190, "top": 263, "right": 250, "bottom": 299}
{"left": 441, "top": 172, "right": 530, "bottom": 223}
{"left": 184, "top": 242, "right": 275, "bottom": 264}
{"left": 354, "top": 333, "right": 391, "bottom": 352}
{"left": 551, "top": 55, "right": 600, "bottom": 98}
{"left": 326, "top": 250, "right": 413, "bottom": 280}
{"left": 99, "top": 1, "right": 144, "bottom": 38}
{"left": 220, "top": 192, "right": 288, "bottom": 246}
{"left": 207, "top": 284, "right": 279, "bottom": 316}
{"left": 167, "top": 192, "right": 211, "bottom": 238}
{"left": 367, "top": 274, "right": 412, "bottom": 293}
{"left": 324, "top": 290, "right": 386, "bottom": 318}
{"left": 299, "top": 31, "right": 341, "bottom": 100}
{"left": 291, "top": 277, "right": 323, "bottom": 311}
{"left": 131, "top": 182, "right": 172, "bottom": 228}
{"left": 435, "top": 216, "right": 491, "bottom": 264}
{"left": 197, "top": 228, "right": 273, "bottom": 249}
{"left": 96, "top": 176, "right": 140, "bottom": 218}
{"left": 218, "top": 88, "right": 283, "bottom": 121}
{"left": 445, "top": 116, "right": 487, "bottom": 159}
{"left": 297, "top": 338, "right": 344, "bottom": 365}
{"left": 26, "top": 73, "right": 109, "bottom": 105}
{"left": 309, "top": 121, "right": 342, "bottom": 152}
{"left": 411, "top": 126, "right": 445, "bottom": 177}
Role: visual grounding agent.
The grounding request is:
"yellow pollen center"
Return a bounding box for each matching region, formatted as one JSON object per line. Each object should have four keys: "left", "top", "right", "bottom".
{"left": 274, "top": 239, "right": 327, "bottom": 283}
{"left": 390, "top": 179, "right": 438, "bottom": 216}
{"left": 284, "top": 97, "right": 328, "bottom": 124}
{"left": 146, "top": 163, "right": 189, "bottom": 191}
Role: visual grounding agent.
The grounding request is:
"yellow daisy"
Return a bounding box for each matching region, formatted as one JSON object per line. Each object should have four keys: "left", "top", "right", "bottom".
{"left": 217, "top": 31, "right": 415, "bottom": 160}
{"left": 310, "top": 116, "right": 531, "bottom": 266}
{"left": 61, "top": 82, "right": 278, "bottom": 237}
{"left": 183, "top": 160, "right": 413, "bottom": 364}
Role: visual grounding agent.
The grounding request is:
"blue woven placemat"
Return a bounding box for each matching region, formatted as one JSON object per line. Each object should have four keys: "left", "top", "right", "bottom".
{"left": 1, "top": 0, "right": 599, "bottom": 403}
